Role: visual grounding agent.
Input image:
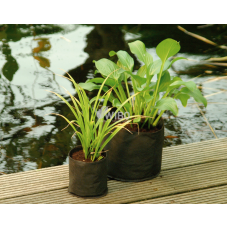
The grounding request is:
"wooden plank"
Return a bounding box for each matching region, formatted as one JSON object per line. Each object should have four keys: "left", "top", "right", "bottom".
{"left": 132, "top": 185, "right": 227, "bottom": 204}
{"left": 162, "top": 138, "right": 227, "bottom": 170}
{"left": 0, "top": 138, "right": 226, "bottom": 201}
{"left": 0, "top": 160, "right": 226, "bottom": 204}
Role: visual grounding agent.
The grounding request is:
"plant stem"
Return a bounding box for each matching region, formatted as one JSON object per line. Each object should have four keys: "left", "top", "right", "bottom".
{"left": 153, "top": 110, "right": 165, "bottom": 126}
{"left": 125, "top": 78, "right": 132, "bottom": 107}
{"left": 151, "top": 90, "right": 170, "bottom": 126}
{"left": 150, "top": 62, "right": 165, "bottom": 123}
{"left": 141, "top": 98, "right": 154, "bottom": 128}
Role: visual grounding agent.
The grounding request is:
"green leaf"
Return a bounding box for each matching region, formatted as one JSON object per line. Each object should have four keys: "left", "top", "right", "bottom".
{"left": 144, "top": 52, "right": 153, "bottom": 66}
{"left": 136, "top": 83, "right": 148, "bottom": 92}
{"left": 171, "top": 76, "right": 182, "bottom": 82}
{"left": 147, "top": 59, "right": 170, "bottom": 76}
{"left": 147, "top": 59, "right": 161, "bottom": 76}
{"left": 143, "top": 93, "right": 154, "bottom": 103}
{"left": 155, "top": 97, "right": 179, "bottom": 116}
{"left": 128, "top": 40, "right": 146, "bottom": 63}
{"left": 180, "top": 87, "right": 207, "bottom": 107}
{"left": 112, "top": 98, "right": 131, "bottom": 113}
{"left": 112, "top": 98, "right": 122, "bottom": 107}
{"left": 169, "top": 80, "right": 197, "bottom": 92}
{"left": 131, "top": 74, "right": 147, "bottom": 87}
{"left": 137, "top": 65, "right": 147, "bottom": 78}
{"left": 116, "top": 50, "right": 134, "bottom": 71}
{"left": 133, "top": 117, "right": 141, "bottom": 123}
{"left": 78, "top": 82, "right": 101, "bottom": 91}
{"left": 136, "top": 82, "right": 156, "bottom": 92}
{"left": 94, "top": 59, "right": 121, "bottom": 80}
{"left": 87, "top": 77, "right": 117, "bottom": 87}
{"left": 109, "top": 51, "right": 116, "bottom": 57}
{"left": 89, "top": 95, "right": 103, "bottom": 104}
{"left": 117, "top": 73, "right": 125, "bottom": 83}
{"left": 156, "top": 38, "right": 181, "bottom": 63}
{"left": 97, "top": 156, "right": 104, "bottom": 161}
{"left": 175, "top": 93, "right": 190, "bottom": 107}
{"left": 158, "top": 71, "right": 171, "bottom": 92}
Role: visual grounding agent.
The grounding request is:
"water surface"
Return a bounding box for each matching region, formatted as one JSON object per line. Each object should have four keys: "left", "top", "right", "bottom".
{"left": 0, "top": 24, "right": 227, "bottom": 174}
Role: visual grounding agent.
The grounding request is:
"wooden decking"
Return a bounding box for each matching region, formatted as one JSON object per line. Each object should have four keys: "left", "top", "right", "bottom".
{"left": 0, "top": 137, "right": 227, "bottom": 204}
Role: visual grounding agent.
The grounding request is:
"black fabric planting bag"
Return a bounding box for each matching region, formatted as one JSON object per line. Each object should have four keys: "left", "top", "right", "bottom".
{"left": 68, "top": 146, "right": 108, "bottom": 197}
{"left": 105, "top": 119, "right": 164, "bottom": 182}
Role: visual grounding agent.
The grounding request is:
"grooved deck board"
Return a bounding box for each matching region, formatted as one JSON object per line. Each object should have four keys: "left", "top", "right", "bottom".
{"left": 0, "top": 160, "right": 226, "bottom": 204}
{"left": 132, "top": 185, "right": 227, "bottom": 204}
{"left": 162, "top": 138, "right": 227, "bottom": 170}
{"left": 0, "top": 137, "right": 227, "bottom": 204}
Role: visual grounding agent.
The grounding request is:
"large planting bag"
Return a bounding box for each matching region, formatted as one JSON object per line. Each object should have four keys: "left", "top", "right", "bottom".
{"left": 105, "top": 119, "right": 164, "bottom": 182}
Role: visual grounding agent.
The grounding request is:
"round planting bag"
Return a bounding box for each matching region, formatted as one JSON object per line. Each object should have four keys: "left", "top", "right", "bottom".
{"left": 68, "top": 146, "right": 108, "bottom": 197}
{"left": 105, "top": 119, "right": 164, "bottom": 182}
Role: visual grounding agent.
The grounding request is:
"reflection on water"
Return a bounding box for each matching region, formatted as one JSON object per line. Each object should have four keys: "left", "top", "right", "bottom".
{"left": 0, "top": 24, "right": 227, "bottom": 174}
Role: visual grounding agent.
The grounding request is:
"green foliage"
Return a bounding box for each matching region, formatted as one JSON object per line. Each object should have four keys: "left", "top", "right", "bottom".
{"left": 80, "top": 38, "right": 207, "bottom": 128}
{"left": 47, "top": 74, "right": 139, "bottom": 162}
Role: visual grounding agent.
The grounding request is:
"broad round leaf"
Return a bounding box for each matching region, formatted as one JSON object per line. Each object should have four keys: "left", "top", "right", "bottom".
{"left": 175, "top": 93, "right": 190, "bottom": 107}
{"left": 144, "top": 52, "right": 153, "bottom": 66}
{"left": 88, "top": 78, "right": 116, "bottom": 87}
{"left": 131, "top": 74, "right": 147, "bottom": 87}
{"left": 78, "top": 82, "right": 101, "bottom": 91}
{"left": 155, "top": 97, "right": 178, "bottom": 116}
{"left": 181, "top": 87, "right": 207, "bottom": 107}
{"left": 95, "top": 59, "right": 121, "bottom": 80}
{"left": 158, "top": 71, "right": 171, "bottom": 92}
{"left": 116, "top": 50, "right": 134, "bottom": 71}
{"left": 148, "top": 59, "right": 171, "bottom": 76}
{"left": 128, "top": 40, "right": 146, "bottom": 63}
{"left": 169, "top": 80, "right": 197, "bottom": 92}
{"left": 137, "top": 65, "right": 147, "bottom": 78}
{"left": 156, "top": 38, "right": 181, "bottom": 63}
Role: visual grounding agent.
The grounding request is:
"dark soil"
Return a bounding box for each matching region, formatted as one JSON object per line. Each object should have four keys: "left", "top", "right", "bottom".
{"left": 71, "top": 149, "right": 105, "bottom": 162}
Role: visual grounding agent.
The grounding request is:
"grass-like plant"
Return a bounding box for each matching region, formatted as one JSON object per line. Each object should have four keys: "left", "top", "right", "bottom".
{"left": 79, "top": 38, "right": 207, "bottom": 129}
{"left": 47, "top": 72, "right": 140, "bottom": 162}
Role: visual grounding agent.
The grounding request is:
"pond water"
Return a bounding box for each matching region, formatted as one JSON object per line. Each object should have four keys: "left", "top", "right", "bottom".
{"left": 0, "top": 24, "right": 227, "bottom": 174}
